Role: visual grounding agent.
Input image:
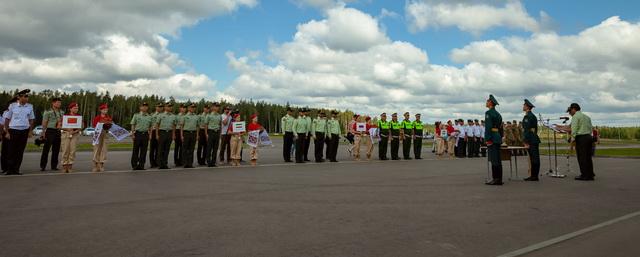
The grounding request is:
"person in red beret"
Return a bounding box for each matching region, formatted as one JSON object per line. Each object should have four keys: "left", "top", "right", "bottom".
{"left": 363, "top": 116, "right": 374, "bottom": 160}
{"left": 92, "top": 103, "right": 112, "bottom": 172}
{"left": 228, "top": 113, "right": 244, "bottom": 166}
{"left": 60, "top": 102, "right": 83, "bottom": 173}
{"left": 247, "top": 113, "right": 264, "bottom": 166}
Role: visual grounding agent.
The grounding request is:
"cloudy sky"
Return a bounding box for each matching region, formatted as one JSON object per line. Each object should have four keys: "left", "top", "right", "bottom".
{"left": 1, "top": 0, "right": 639, "bottom": 125}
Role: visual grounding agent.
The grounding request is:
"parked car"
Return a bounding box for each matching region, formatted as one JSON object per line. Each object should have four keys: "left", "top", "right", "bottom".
{"left": 424, "top": 134, "right": 435, "bottom": 140}
{"left": 83, "top": 127, "right": 95, "bottom": 136}
{"left": 33, "top": 125, "right": 43, "bottom": 136}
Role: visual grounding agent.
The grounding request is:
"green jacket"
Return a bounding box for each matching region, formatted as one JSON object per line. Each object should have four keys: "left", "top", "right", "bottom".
{"left": 522, "top": 111, "right": 540, "bottom": 144}
{"left": 484, "top": 108, "right": 503, "bottom": 144}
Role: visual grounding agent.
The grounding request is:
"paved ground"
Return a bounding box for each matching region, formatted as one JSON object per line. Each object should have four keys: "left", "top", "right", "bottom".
{"left": 1, "top": 141, "right": 639, "bottom": 257}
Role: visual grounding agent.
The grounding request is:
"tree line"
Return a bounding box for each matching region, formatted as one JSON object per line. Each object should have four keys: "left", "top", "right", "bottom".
{"left": 1, "top": 89, "right": 358, "bottom": 133}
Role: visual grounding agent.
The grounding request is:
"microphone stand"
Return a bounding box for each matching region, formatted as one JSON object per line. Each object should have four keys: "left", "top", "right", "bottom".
{"left": 540, "top": 114, "right": 566, "bottom": 178}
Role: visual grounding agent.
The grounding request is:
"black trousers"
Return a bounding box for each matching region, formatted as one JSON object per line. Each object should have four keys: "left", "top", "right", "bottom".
{"left": 325, "top": 134, "right": 339, "bottom": 161}
{"left": 314, "top": 132, "right": 325, "bottom": 161}
{"left": 488, "top": 144, "right": 502, "bottom": 180}
{"left": 283, "top": 132, "right": 294, "bottom": 161}
{"left": 174, "top": 133, "right": 183, "bottom": 166}
{"left": 157, "top": 130, "right": 173, "bottom": 168}
{"left": 182, "top": 131, "right": 197, "bottom": 167}
{"left": 1, "top": 132, "right": 9, "bottom": 172}
{"left": 402, "top": 138, "right": 412, "bottom": 159}
{"left": 528, "top": 143, "right": 540, "bottom": 178}
{"left": 467, "top": 138, "right": 475, "bottom": 157}
{"left": 474, "top": 137, "right": 481, "bottom": 157}
{"left": 206, "top": 130, "right": 220, "bottom": 166}
{"left": 480, "top": 138, "right": 487, "bottom": 157}
{"left": 6, "top": 129, "right": 29, "bottom": 174}
{"left": 149, "top": 131, "right": 158, "bottom": 167}
{"left": 457, "top": 139, "right": 466, "bottom": 157}
{"left": 219, "top": 134, "right": 231, "bottom": 163}
{"left": 131, "top": 131, "right": 149, "bottom": 169}
{"left": 413, "top": 137, "right": 422, "bottom": 159}
{"left": 379, "top": 135, "right": 388, "bottom": 160}
{"left": 303, "top": 133, "right": 311, "bottom": 161}
{"left": 197, "top": 129, "right": 207, "bottom": 165}
{"left": 575, "top": 135, "right": 595, "bottom": 178}
{"left": 40, "top": 129, "right": 61, "bottom": 170}
{"left": 390, "top": 137, "right": 400, "bottom": 160}
{"left": 295, "top": 134, "right": 307, "bottom": 162}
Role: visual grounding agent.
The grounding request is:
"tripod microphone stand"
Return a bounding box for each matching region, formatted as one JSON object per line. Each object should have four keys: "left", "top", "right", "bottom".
{"left": 540, "top": 114, "right": 566, "bottom": 178}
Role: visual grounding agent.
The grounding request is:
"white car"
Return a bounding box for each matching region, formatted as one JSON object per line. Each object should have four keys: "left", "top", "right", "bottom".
{"left": 33, "top": 125, "right": 43, "bottom": 136}
{"left": 83, "top": 127, "right": 95, "bottom": 136}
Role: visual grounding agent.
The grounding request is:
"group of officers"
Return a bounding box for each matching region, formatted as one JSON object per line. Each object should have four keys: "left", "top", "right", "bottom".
{"left": 2, "top": 89, "right": 596, "bottom": 186}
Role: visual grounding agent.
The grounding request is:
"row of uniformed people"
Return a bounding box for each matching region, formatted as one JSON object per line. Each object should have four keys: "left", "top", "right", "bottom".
{"left": 281, "top": 110, "right": 427, "bottom": 163}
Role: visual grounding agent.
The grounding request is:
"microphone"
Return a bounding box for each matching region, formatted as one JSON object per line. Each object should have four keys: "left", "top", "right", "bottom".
{"left": 560, "top": 117, "right": 570, "bottom": 124}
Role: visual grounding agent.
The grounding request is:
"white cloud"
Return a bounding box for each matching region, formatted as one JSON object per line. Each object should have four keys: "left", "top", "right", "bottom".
{"left": 224, "top": 6, "right": 640, "bottom": 124}
{"left": 405, "top": 0, "right": 546, "bottom": 35}
{"left": 291, "top": 0, "right": 356, "bottom": 10}
{"left": 0, "top": 0, "right": 256, "bottom": 100}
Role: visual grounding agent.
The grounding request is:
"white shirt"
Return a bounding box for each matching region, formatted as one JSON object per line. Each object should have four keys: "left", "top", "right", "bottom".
{"left": 6, "top": 102, "right": 35, "bottom": 130}
{"left": 465, "top": 125, "right": 474, "bottom": 137}
{"left": 480, "top": 126, "right": 485, "bottom": 138}
{"left": 473, "top": 125, "right": 482, "bottom": 137}
{"left": 220, "top": 113, "right": 231, "bottom": 135}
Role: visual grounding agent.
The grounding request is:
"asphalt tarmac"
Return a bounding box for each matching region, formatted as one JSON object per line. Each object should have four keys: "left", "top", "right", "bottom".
{"left": 1, "top": 141, "right": 639, "bottom": 257}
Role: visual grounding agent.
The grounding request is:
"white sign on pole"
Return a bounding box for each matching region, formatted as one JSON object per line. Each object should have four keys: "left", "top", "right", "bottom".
{"left": 62, "top": 115, "right": 83, "bottom": 129}
{"left": 232, "top": 121, "right": 246, "bottom": 133}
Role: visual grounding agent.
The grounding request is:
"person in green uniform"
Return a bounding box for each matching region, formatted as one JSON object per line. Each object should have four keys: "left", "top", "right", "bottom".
{"left": 156, "top": 103, "right": 176, "bottom": 169}
{"left": 130, "top": 102, "right": 153, "bottom": 170}
{"left": 326, "top": 110, "right": 341, "bottom": 162}
{"left": 174, "top": 104, "right": 186, "bottom": 166}
{"left": 40, "top": 97, "right": 63, "bottom": 171}
{"left": 303, "top": 108, "right": 312, "bottom": 162}
{"left": 181, "top": 103, "right": 199, "bottom": 168}
{"left": 522, "top": 99, "right": 541, "bottom": 181}
{"left": 205, "top": 102, "right": 222, "bottom": 167}
{"left": 292, "top": 108, "right": 311, "bottom": 163}
{"left": 485, "top": 95, "right": 504, "bottom": 186}
{"left": 281, "top": 107, "right": 295, "bottom": 162}
{"left": 377, "top": 113, "right": 391, "bottom": 160}
{"left": 390, "top": 113, "right": 401, "bottom": 160}
{"left": 311, "top": 112, "right": 328, "bottom": 162}
{"left": 197, "top": 104, "right": 210, "bottom": 166}
{"left": 401, "top": 112, "right": 414, "bottom": 160}
{"left": 413, "top": 113, "right": 424, "bottom": 159}
{"left": 149, "top": 103, "right": 163, "bottom": 168}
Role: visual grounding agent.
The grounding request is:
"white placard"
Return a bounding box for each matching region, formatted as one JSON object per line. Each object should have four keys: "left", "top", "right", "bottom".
{"left": 259, "top": 130, "right": 272, "bottom": 146}
{"left": 92, "top": 123, "right": 103, "bottom": 146}
{"left": 356, "top": 122, "right": 366, "bottom": 132}
{"left": 232, "top": 121, "right": 246, "bottom": 133}
{"left": 62, "top": 115, "right": 83, "bottom": 129}
{"left": 108, "top": 123, "right": 130, "bottom": 141}
{"left": 369, "top": 128, "right": 379, "bottom": 143}
{"left": 247, "top": 130, "right": 259, "bottom": 147}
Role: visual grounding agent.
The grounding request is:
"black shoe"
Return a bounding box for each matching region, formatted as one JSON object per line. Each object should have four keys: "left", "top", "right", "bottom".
{"left": 6, "top": 172, "right": 22, "bottom": 176}
{"left": 184, "top": 165, "right": 194, "bottom": 169}
{"left": 207, "top": 164, "right": 217, "bottom": 167}
{"left": 485, "top": 180, "right": 504, "bottom": 185}
{"left": 415, "top": 157, "right": 422, "bottom": 160}
{"left": 330, "top": 160, "right": 338, "bottom": 162}
{"left": 524, "top": 177, "right": 539, "bottom": 181}
{"left": 304, "top": 159, "right": 311, "bottom": 162}
{"left": 392, "top": 158, "right": 399, "bottom": 160}
{"left": 284, "top": 160, "right": 293, "bottom": 163}
{"left": 295, "top": 161, "right": 305, "bottom": 163}
{"left": 575, "top": 176, "right": 594, "bottom": 181}
{"left": 40, "top": 168, "right": 46, "bottom": 172}
{"left": 316, "top": 160, "right": 325, "bottom": 163}
{"left": 159, "top": 166, "right": 170, "bottom": 170}
{"left": 52, "top": 167, "right": 59, "bottom": 171}
{"left": 404, "top": 157, "right": 412, "bottom": 160}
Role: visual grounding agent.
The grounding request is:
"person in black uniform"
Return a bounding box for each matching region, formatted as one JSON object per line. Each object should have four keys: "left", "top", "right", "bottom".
{"left": 522, "top": 99, "right": 541, "bottom": 181}
{"left": 484, "top": 95, "right": 504, "bottom": 186}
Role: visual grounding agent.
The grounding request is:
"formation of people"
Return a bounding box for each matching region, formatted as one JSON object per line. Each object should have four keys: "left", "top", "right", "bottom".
{"left": 1, "top": 89, "right": 597, "bottom": 186}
